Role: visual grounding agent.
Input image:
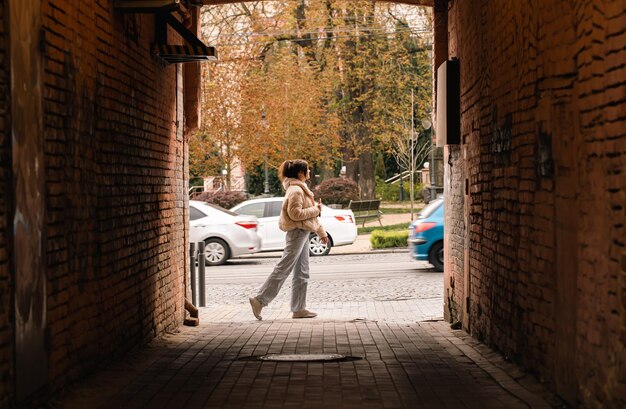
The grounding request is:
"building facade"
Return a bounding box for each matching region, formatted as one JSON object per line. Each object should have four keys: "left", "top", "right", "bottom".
{"left": 438, "top": 1, "right": 625, "bottom": 406}
{"left": 0, "top": 1, "right": 203, "bottom": 405}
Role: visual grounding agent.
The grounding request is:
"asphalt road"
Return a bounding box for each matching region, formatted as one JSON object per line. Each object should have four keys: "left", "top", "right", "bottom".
{"left": 207, "top": 252, "right": 434, "bottom": 283}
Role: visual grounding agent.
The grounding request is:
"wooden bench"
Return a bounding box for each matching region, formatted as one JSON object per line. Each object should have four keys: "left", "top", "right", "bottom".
{"left": 348, "top": 199, "right": 383, "bottom": 227}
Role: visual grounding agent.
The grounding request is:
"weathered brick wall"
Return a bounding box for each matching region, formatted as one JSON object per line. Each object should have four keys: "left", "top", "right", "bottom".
{"left": 444, "top": 0, "right": 626, "bottom": 406}
{"left": 40, "top": 0, "right": 187, "bottom": 398}
{"left": 572, "top": 2, "right": 626, "bottom": 405}
{"left": 0, "top": 2, "right": 12, "bottom": 406}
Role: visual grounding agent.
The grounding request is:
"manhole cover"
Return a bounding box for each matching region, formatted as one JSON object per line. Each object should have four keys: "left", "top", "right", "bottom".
{"left": 258, "top": 353, "right": 347, "bottom": 362}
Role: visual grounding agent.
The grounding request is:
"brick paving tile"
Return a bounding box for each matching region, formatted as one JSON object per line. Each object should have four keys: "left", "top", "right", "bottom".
{"left": 53, "top": 298, "right": 563, "bottom": 409}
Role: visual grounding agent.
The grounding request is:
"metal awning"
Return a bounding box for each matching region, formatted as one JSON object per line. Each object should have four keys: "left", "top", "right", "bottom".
{"left": 115, "top": 1, "right": 217, "bottom": 65}
{"left": 114, "top": 0, "right": 183, "bottom": 12}
{"left": 152, "top": 44, "right": 216, "bottom": 64}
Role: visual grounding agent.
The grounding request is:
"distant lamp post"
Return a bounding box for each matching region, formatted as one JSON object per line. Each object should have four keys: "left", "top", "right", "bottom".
{"left": 421, "top": 118, "right": 433, "bottom": 134}
{"left": 261, "top": 108, "right": 270, "bottom": 196}
{"left": 263, "top": 160, "right": 270, "bottom": 195}
{"left": 422, "top": 161, "right": 430, "bottom": 202}
{"left": 221, "top": 168, "right": 228, "bottom": 191}
{"left": 410, "top": 90, "right": 415, "bottom": 218}
{"left": 421, "top": 117, "right": 435, "bottom": 202}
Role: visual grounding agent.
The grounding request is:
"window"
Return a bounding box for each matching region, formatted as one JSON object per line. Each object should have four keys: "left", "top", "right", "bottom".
{"left": 235, "top": 202, "right": 265, "bottom": 218}
{"left": 267, "top": 201, "right": 283, "bottom": 218}
{"left": 433, "top": 202, "right": 445, "bottom": 217}
{"left": 190, "top": 206, "right": 207, "bottom": 221}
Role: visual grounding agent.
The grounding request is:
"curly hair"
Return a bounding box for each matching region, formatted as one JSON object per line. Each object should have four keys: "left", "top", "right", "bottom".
{"left": 278, "top": 159, "right": 309, "bottom": 181}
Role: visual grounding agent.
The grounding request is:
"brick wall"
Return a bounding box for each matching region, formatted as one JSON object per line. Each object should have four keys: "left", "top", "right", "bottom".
{"left": 0, "top": 1, "right": 194, "bottom": 404}
{"left": 40, "top": 0, "right": 186, "bottom": 400}
{"left": 0, "top": 2, "right": 12, "bottom": 406}
{"left": 443, "top": 0, "right": 626, "bottom": 406}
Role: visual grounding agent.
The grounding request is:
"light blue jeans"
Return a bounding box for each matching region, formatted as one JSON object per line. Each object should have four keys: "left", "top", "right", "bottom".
{"left": 256, "top": 228, "right": 310, "bottom": 312}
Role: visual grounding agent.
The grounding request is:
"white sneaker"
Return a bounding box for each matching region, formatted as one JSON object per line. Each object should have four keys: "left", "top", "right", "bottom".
{"left": 249, "top": 297, "right": 263, "bottom": 320}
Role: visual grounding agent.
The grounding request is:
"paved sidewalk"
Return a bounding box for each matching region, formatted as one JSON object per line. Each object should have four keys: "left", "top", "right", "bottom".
{"left": 52, "top": 213, "right": 563, "bottom": 408}
{"left": 55, "top": 302, "right": 561, "bottom": 409}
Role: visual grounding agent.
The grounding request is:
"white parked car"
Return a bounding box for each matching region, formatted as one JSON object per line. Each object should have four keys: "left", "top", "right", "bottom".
{"left": 189, "top": 200, "right": 262, "bottom": 266}
{"left": 231, "top": 197, "right": 357, "bottom": 256}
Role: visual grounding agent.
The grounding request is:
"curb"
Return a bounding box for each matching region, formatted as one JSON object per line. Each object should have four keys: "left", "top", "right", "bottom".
{"left": 330, "top": 248, "right": 409, "bottom": 256}
{"left": 236, "top": 248, "right": 409, "bottom": 260}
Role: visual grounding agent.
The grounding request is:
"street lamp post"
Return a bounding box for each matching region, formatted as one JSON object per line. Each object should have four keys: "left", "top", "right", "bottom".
{"left": 429, "top": 139, "right": 436, "bottom": 202}
{"left": 263, "top": 159, "right": 270, "bottom": 195}
{"left": 221, "top": 168, "right": 228, "bottom": 191}
{"left": 419, "top": 117, "right": 434, "bottom": 203}
{"left": 261, "top": 108, "right": 270, "bottom": 196}
{"left": 410, "top": 90, "right": 415, "bottom": 220}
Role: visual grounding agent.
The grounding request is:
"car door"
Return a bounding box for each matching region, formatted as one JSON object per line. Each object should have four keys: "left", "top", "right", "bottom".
{"left": 261, "top": 200, "right": 286, "bottom": 251}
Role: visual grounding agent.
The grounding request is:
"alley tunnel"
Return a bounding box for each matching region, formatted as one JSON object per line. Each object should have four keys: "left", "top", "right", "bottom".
{"left": 0, "top": 0, "right": 624, "bottom": 408}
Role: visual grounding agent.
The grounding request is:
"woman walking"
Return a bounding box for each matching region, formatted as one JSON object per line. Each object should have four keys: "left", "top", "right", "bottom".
{"left": 249, "top": 159, "right": 328, "bottom": 320}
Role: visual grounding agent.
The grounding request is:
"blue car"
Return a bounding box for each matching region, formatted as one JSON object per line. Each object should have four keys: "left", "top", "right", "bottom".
{"left": 408, "top": 198, "right": 444, "bottom": 271}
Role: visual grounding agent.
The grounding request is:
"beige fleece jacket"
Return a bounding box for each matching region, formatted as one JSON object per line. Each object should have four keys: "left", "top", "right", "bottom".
{"left": 278, "top": 178, "right": 327, "bottom": 238}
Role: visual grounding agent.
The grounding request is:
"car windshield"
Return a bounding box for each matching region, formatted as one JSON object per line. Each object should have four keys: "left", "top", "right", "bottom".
{"left": 418, "top": 199, "right": 443, "bottom": 219}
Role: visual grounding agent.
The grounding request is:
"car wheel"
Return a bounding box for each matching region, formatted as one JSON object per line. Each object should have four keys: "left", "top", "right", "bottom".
{"left": 309, "top": 234, "right": 331, "bottom": 256}
{"left": 204, "top": 238, "right": 230, "bottom": 266}
{"left": 428, "top": 241, "right": 444, "bottom": 272}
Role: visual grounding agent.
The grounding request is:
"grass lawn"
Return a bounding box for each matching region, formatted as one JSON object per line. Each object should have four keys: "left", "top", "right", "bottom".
{"left": 358, "top": 223, "right": 411, "bottom": 235}
{"left": 380, "top": 207, "right": 423, "bottom": 214}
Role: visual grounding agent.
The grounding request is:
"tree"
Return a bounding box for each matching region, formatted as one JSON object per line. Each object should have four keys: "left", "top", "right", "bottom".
{"left": 189, "top": 132, "right": 222, "bottom": 179}
{"left": 194, "top": 1, "right": 433, "bottom": 198}
{"left": 286, "top": 1, "right": 433, "bottom": 198}
{"left": 199, "top": 2, "right": 343, "bottom": 192}
{"left": 369, "top": 16, "right": 432, "bottom": 170}
{"left": 238, "top": 43, "right": 342, "bottom": 174}
{"left": 192, "top": 58, "right": 247, "bottom": 190}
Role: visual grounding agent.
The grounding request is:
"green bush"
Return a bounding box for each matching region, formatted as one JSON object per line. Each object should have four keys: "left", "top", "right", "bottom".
{"left": 370, "top": 230, "right": 409, "bottom": 249}
{"left": 313, "top": 177, "right": 359, "bottom": 207}
{"left": 375, "top": 177, "right": 424, "bottom": 202}
{"left": 375, "top": 177, "right": 399, "bottom": 201}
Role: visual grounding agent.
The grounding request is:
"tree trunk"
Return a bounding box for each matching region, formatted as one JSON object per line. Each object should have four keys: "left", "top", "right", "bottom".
{"left": 344, "top": 148, "right": 359, "bottom": 183}
{"left": 320, "top": 166, "right": 335, "bottom": 180}
{"left": 358, "top": 151, "right": 375, "bottom": 199}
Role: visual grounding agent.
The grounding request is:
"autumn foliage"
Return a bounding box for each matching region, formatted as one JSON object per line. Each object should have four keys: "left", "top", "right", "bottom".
{"left": 194, "top": 191, "right": 246, "bottom": 209}
{"left": 192, "top": 1, "right": 433, "bottom": 197}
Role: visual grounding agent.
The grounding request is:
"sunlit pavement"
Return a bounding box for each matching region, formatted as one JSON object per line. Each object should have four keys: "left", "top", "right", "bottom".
{"left": 55, "top": 254, "right": 560, "bottom": 409}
